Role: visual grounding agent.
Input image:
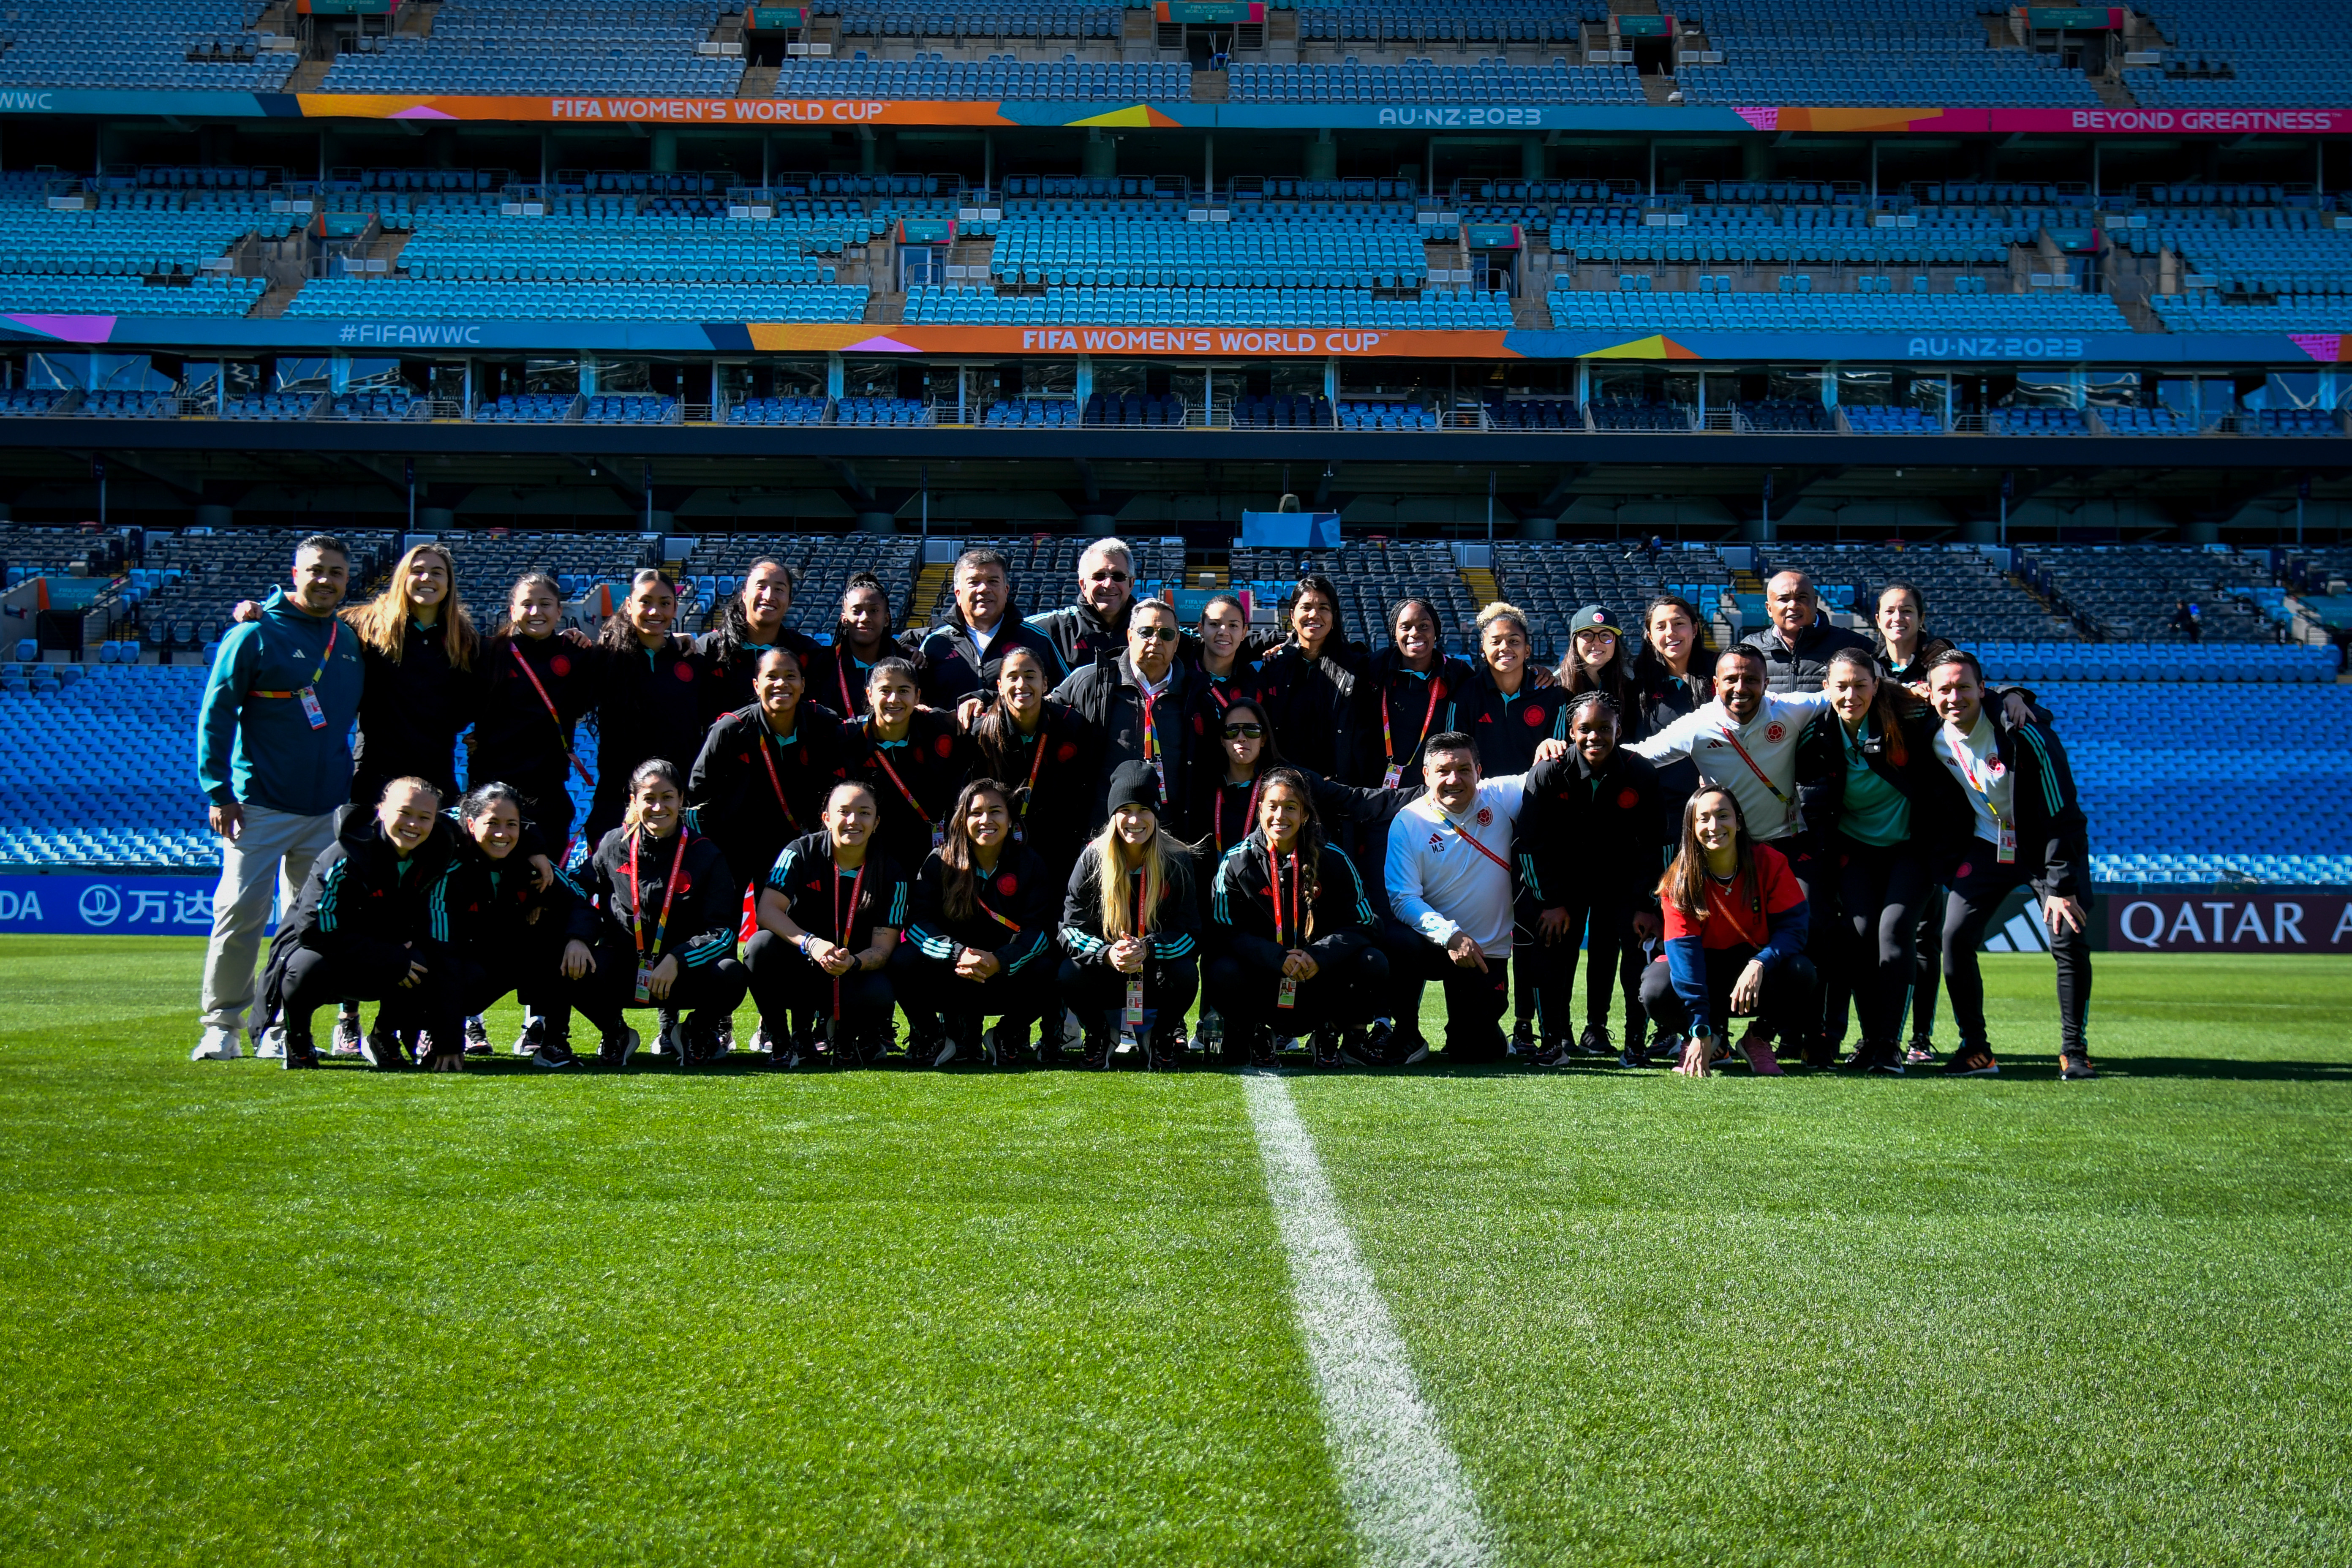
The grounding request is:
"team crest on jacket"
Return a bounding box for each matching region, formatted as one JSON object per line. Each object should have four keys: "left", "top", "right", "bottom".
{"left": 934, "top": 735, "right": 955, "bottom": 758}
{"left": 550, "top": 655, "right": 572, "bottom": 677}
{"left": 1764, "top": 722, "right": 1786, "bottom": 742}
{"left": 1475, "top": 807, "right": 1493, "bottom": 826}
{"left": 1522, "top": 706, "right": 1544, "bottom": 727}
{"left": 1617, "top": 787, "right": 1640, "bottom": 809}
{"left": 1056, "top": 740, "right": 1079, "bottom": 762}
{"left": 674, "top": 662, "right": 695, "bottom": 682}
{"left": 996, "top": 872, "right": 1019, "bottom": 896}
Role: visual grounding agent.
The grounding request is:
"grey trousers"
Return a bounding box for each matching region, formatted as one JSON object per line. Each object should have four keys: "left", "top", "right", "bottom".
{"left": 199, "top": 803, "right": 339, "bottom": 1032}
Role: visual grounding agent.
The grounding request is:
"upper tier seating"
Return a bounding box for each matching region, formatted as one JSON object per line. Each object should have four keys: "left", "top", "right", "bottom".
{"left": 0, "top": 0, "right": 290, "bottom": 91}
{"left": 2024, "top": 545, "right": 2283, "bottom": 643}
{"left": 772, "top": 55, "right": 1189, "bottom": 98}
{"left": 1545, "top": 286, "right": 2133, "bottom": 333}
{"left": 1678, "top": 0, "right": 2102, "bottom": 106}
{"left": 989, "top": 214, "right": 1430, "bottom": 291}
{"left": 982, "top": 397, "right": 1079, "bottom": 427}
{"left": 1295, "top": 3, "right": 1602, "bottom": 46}
{"left": 2123, "top": 0, "right": 2352, "bottom": 106}
{"left": 316, "top": 0, "right": 744, "bottom": 95}
{"left": 904, "top": 284, "right": 1511, "bottom": 329}
{"left": 287, "top": 277, "right": 868, "bottom": 321}
{"left": 835, "top": 5, "right": 1123, "bottom": 40}
{"left": 1228, "top": 61, "right": 1642, "bottom": 103}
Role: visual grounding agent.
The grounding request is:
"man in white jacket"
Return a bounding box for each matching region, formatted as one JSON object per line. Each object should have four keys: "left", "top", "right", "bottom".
{"left": 1383, "top": 731, "right": 1538, "bottom": 1064}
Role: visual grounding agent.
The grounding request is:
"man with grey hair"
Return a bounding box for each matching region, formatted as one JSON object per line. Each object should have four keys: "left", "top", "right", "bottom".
{"left": 1738, "top": 568, "right": 1873, "bottom": 694}
{"left": 1024, "top": 535, "right": 1139, "bottom": 673}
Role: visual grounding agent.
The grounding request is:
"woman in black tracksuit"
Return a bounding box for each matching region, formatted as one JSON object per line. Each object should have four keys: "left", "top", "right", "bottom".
{"left": 583, "top": 569, "right": 710, "bottom": 851}
{"left": 687, "top": 644, "right": 853, "bottom": 904}
{"left": 1253, "top": 573, "right": 1367, "bottom": 781}
{"left": 895, "top": 779, "right": 1062, "bottom": 1067}
{"left": 472, "top": 571, "right": 599, "bottom": 856}
{"left": 1517, "top": 691, "right": 1673, "bottom": 1065}
{"left": 1793, "top": 648, "right": 1963, "bottom": 1073}
{"left": 559, "top": 759, "right": 748, "bottom": 1066}
{"left": 1346, "top": 596, "right": 1473, "bottom": 791}
{"left": 1629, "top": 592, "right": 1719, "bottom": 810}
{"left": 1059, "top": 762, "right": 1201, "bottom": 1071}
{"left": 346, "top": 542, "right": 480, "bottom": 811}
{"left": 693, "top": 557, "right": 825, "bottom": 727}
{"left": 1205, "top": 767, "right": 1390, "bottom": 1070}
{"left": 804, "top": 570, "right": 908, "bottom": 723}
{"left": 741, "top": 781, "right": 910, "bottom": 1069}
{"left": 968, "top": 643, "right": 1100, "bottom": 891}
{"left": 442, "top": 781, "right": 582, "bottom": 1066}
{"left": 1871, "top": 579, "right": 1957, "bottom": 1062}
{"left": 259, "top": 779, "right": 464, "bottom": 1070}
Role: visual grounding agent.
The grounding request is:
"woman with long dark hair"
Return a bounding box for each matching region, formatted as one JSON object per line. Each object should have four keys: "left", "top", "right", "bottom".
{"left": 1555, "top": 603, "right": 1643, "bottom": 740}
{"left": 1348, "top": 595, "right": 1471, "bottom": 790}
{"left": 845, "top": 655, "right": 968, "bottom": 880}
{"left": 741, "top": 780, "right": 910, "bottom": 1070}
{"left": 1873, "top": 581, "right": 1955, "bottom": 691}
{"left": 1794, "top": 647, "right": 1960, "bottom": 1074}
{"left": 1638, "top": 787, "right": 1816, "bottom": 1077}
{"left": 443, "top": 780, "right": 583, "bottom": 1068}
{"left": 969, "top": 643, "right": 1098, "bottom": 887}
{"left": 474, "top": 571, "right": 597, "bottom": 856}
{"left": 688, "top": 643, "right": 852, "bottom": 902}
{"left": 1629, "top": 592, "right": 1719, "bottom": 746}
{"left": 695, "top": 557, "right": 822, "bottom": 724}
{"left": 558, "top": 758, "right": 748, "bottom": 1067}
{"left": 1057, "top": 762, "right": 1200, "bottom": 1071}
{"left": 1253, "top": 572, "right": 1366, "bottom": 779}
{"left": 584, "top": 569, "right": 708, "bottom": 850}
{"left": 1204, "top": 767, "right": 1389, "bottom": 1069}
{"left": 896, "top": 778, "right": 1061, "bottom": 1067}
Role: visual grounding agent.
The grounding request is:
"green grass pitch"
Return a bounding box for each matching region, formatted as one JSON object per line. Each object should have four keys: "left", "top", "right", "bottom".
{"left": 1, "top": 935, "right": 2347, "bottom": 1565}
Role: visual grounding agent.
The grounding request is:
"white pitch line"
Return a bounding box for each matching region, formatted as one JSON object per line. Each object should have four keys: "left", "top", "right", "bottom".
{"left": 1242, "top": 1073, "right": 1495, "bottom": 1568}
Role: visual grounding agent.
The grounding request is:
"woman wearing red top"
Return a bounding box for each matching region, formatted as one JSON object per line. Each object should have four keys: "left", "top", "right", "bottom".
{"left": 1639, "top": 786, "right": 1816, "bottom": 1077}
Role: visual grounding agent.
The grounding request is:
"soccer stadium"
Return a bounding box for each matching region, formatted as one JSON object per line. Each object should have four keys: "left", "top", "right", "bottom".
{"left": 2, "top": 1, "right": 2349, "bottom": 1561}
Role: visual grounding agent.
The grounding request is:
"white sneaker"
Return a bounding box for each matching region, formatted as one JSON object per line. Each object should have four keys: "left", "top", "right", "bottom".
{"left": 190, "top": 1026, "right": 242, "bottom": 1062}
{"left": 252, "top": 1027, "right": 286, "bottom": 1060}
{"left": 1058, "top": 1008, "right": 1084, "bottom": 1053}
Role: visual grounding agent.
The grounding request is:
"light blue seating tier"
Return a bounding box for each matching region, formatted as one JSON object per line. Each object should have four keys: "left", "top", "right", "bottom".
{"left": 1296, "top": 3, "right": 1603, "bottom": 45}
{"left": 1677, "top": 0, "right": 2101, "bottom": 106}
{"left": 2124, "top": 0, "right": 2352, "bottom": 106}
{"left": 2149, "top": 296, "right": 2352, "bottom": 334}
{"left": 1544, "top": 288, "right": 2132, "bottom": 333}
{"left": 904, "top": 284, "right": 1512, "bottom": 328}
{"left": 316, "top": 0, "right": 742, "bottom": 95}
{"left": 988, "top": 215, "right": 1427, "bottom": 288}
{"left": 284, "top": 278, "right": 869, "bottom": 321}
{"left": 1228, "top": 61, "right": 1642, "bottom": 104}
{"left": 982, "top": 398, "right": 1077, "bottom": 427}
{"left": 0, "top": 275, "right": 264, "bottom": 317}
{"left": 1339, "top": 400, "right": 1440, "bottom": 431}
{"left": 773, "top": 56, "right": 1190, "bottom": 99}
{"left": 836, "top": 5, "right": 1124, "bottom": 40}
{"left": 1974, "top": 642, "right": 2342, "bottom": 685}
{"left": 727, "top": 396, "right": 830, "bottom": 426}
{"left": 583, "top": 394, "right": 680, "bottom": 424}
{"left": 0, "top": 665, "right": 219, "bottom": 869}
{"left": 0, "top": 0, "right": 290, "bottom": 91}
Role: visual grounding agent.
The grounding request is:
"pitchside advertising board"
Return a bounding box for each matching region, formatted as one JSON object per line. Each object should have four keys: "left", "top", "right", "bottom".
{"left": 0, "top": 874, "right": 238, "bottom": 937}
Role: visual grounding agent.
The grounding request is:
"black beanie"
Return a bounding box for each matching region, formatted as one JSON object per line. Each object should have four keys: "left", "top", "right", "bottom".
{"left": 1106, "top": 760, "right": 1162, "bottom": 815}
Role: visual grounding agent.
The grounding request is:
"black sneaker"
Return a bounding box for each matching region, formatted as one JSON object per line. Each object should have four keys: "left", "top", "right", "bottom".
{"left": 1904, "top": 1037, "right": 1938, "bottom": 1066}
{"left": 1939, "top": 1045, "right": 1999, "bottom": 1077}
{"left": 1311, "top": 1027, "right": 1341, "bottom": 1069}
{"left": 987, "top": 1023, "right": 1030, "bottom": 1067}
{"left": 1531, "top": 1036, "right": 1572, "bottom": 1067}
{"left": 1506, "top": 1021, "right": 1538, "bottom": 1059}
{"left": 514, "top": 1016, "right": 547, "bottom": 1061}
{"left": 1388, "top": 1032, "right": 1432, "bottom": 1067}
{"left": 597, "top": 1025, "right": 641, "bottom": 1068}
{"left": 2059, "top": 1051, "right": 2096, "bottom": 1081}
{"left": 1078, "top": 1032, "right": 1112, "bottom": 1071}
{"left": 531, "top": 1036, "right": 577, "bottom": 1069}
{"left": 282, "top": 1032, "right": 319, "bottom": 1070}
{"left": 463, "top": 1016, "right": 493, "bottom": 1057}
{"left": 1574, "top": 1025, "right": 1613, "bottom": 1058}
{"left": 1345, "top": 1018, "right": 1391, "bottom": 1067}
{"left": 359, "top": 1029, "right": 408, "bottom": 1071}
{"left": 1866, "top": 1050, "right": 1906, "bottom": 1076}
{"left": 1243, "top": 1028, "right": 1278, "bottom": 1070}
{"left": 1644, "top": 1032, "right": 1683, "bottom": 1066}
{"left": 1616, "top": 1037, "right": 1647, "bottom": 1068}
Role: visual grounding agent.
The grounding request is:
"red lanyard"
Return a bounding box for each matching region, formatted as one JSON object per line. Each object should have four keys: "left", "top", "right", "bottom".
{"left": 1267, "top": 845, "right": 1303, "bottom": 948}
{"left": 1130, "top": 867, "right": 1149, "bottom": 940}
{"left": 835, "top": 648, "right": 857, "bottom": 714}
{"left": 1138, "top": 683, "right": 1161, "bottom": 768}
{"left": 756, "top": 721, "right": 802, "bottom": 833}
{"left": 1217, "top": 776, "right": 1262, "bottom": 852}
{"left": 868, "top": 733, "right": 932, "bottom": 829}
{"left": 1716, "top": 721, "right": 1794, "bottom": 809}
{"left": 1382, "top": 672, "right": 1445, "bottom": 768}
{"left": 1014, "top": 718, "right": 1050, "bottom": 823}
{"left": 1440, "top": 811, "right": 1514, "bottom": 874}
{"left": 510, "top": 641, "right": 593, "bottom": 785}
{"left": 829, "top": 857, "right": 867, "bottom": 1018}
{"left": 1710, "top": 872, "right": 1768, "bottom": 948}
{"left": 627, "top": 828, "right": 689, "bottom": 961}
{"left": 251, "top": 617, "right": 338, "bottom": 700}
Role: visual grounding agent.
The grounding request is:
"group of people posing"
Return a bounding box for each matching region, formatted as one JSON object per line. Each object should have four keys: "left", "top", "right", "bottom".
{"left": 190, "top": 529, "right": 2094, "bottom": 1081}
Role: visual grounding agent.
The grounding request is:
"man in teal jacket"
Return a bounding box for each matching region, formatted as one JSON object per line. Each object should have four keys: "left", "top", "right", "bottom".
{"left": 191, "top": 533, "right": 365, "bottom": 1061}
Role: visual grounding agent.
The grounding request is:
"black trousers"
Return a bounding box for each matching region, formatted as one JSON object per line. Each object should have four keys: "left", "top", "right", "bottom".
{"left": 446, "top": 921, "right": 574, "bottom": 1039}
{"left": 1940, "top": 854, "right": 2093, "bottom": 1056}
{"left": 891, "top": 945, "right": 1057, "bottom": 1033}
{"left": 280, "top": 942, "right": 462, "bottom": 1049}
{"left": 742, "top": 929, "right": 895, "bottom": 1037}
{"left": 508, "top": 767, "right": 579, "bottom": 865}
{"left": 1380, "top": 917, "right": 1509, "bottom": 1061}
{"left": 1058, "top": 953, "right": 1199, "bottom": 1040}
{"left": 1834, "top": 836, "right": 1933, "bottom": 1050}
{"left": 1775, "top": 838, "right": 1839, "bottom": 1054}
{"left": 1636, "top": 949, "right": 1820, "bottom": 1044}
{"left": 1204, "top": 942, "right": 1390, "bottom": 1033}
{"left": 559, "top": 938, "right": 749, "bottom": 1037}
{"left": 1526, "top": 895, "right": 1641, "bottom": 1041}
{"left": 1907, "top": 893, "right": 1945, "bottom": 1041}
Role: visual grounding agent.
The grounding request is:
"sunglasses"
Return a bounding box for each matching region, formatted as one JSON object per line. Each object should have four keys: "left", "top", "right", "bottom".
{"left": 1224, "top": 724, "right": 1265, "bottom": 739}
{"left": 1091, "top": 570, "right": 1131, "bottom": 583}
{"left": 1132, "top": 626, "right": 1180, "bottom": 642}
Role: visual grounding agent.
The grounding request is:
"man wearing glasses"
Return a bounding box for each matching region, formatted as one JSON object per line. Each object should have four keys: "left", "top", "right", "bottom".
{"left": 1051, "top": 596, "right": 1198, "bottom": 839}
{"left": 1025, "top": 535, "right": 1141, "bottom": 675}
